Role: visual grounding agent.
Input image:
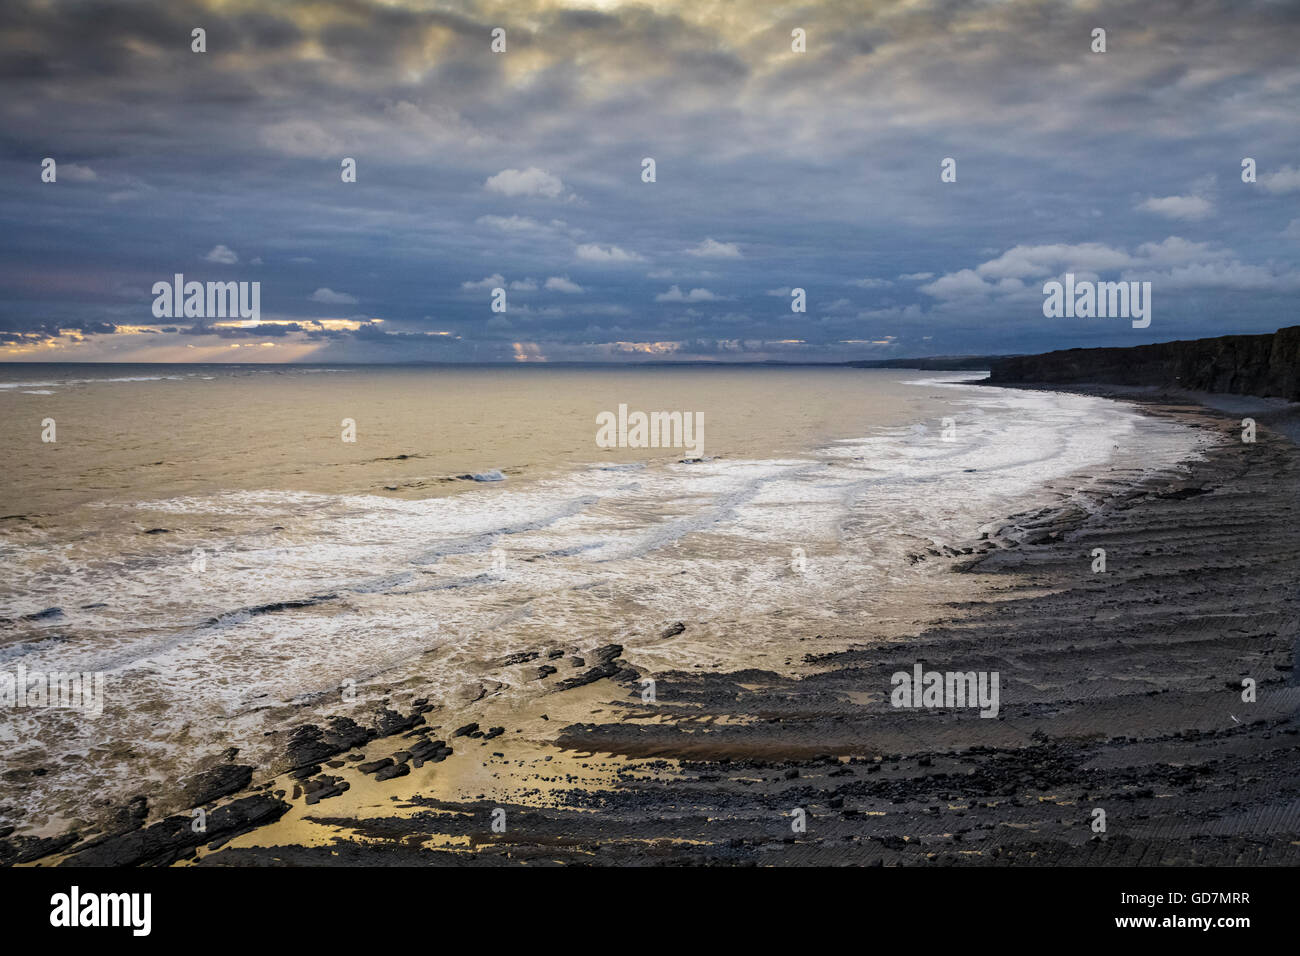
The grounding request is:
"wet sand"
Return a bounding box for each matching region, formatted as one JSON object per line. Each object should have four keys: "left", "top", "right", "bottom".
{"left": 9, "top": 388, "right": 1299, "bottom": 867}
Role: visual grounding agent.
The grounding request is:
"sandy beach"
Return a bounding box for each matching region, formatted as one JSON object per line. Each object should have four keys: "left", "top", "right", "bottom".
{"left": 7, "top": 384, "right": 1295, "bottom": 867}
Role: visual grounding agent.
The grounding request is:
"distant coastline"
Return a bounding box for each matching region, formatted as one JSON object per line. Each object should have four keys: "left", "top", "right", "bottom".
{"left": 1, "top": 328, "right": 1295, "bottom": 401}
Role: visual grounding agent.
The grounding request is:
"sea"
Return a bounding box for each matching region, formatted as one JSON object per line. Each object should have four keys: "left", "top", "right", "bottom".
{"left": 0, "top": 363, "right": 1208, "bottom": 830}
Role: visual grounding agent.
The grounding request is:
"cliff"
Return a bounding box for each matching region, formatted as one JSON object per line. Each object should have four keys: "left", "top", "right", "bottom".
{"left": 987, "top": 326, "right": 1300, "bottom": 401}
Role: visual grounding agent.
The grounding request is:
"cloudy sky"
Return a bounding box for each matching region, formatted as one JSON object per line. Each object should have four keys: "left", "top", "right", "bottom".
{"left": 3, "top": 0, "right": 1299, "bottom": 363}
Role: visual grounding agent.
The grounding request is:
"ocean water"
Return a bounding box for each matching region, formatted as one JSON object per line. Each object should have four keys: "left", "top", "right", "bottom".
{"left": 0, "top": 364, "right": 1207, "bottom": 829}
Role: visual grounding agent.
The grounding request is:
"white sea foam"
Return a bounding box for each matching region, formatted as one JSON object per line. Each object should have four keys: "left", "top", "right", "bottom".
{"left": 0, "top": 375, "right": 184, "bottom": 392}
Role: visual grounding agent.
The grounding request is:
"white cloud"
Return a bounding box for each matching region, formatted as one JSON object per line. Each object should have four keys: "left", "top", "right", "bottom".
{"left": 476, "top": 215, "right": 552, "bottom": 234}
{"left": 976, "top": 242, "right": 1137, "bottom": 279}
{"left": 545, "top": 276, "right": 584, "bottom": 293}
{"left": 1137, "top": 195, "right": 1214, "bottom": 221}
{"left": 461, "top": 274, "right": 505, "bottom": 290}
{"left": 685, "top": 238, "right": 742, "bottom": 259}
{"left": 919, "top": 269, "right": 996, "bottom": 299}
{"left": 509, "top": 278, "right": 538, "bottom": 291}
{"left": 919, "top": 236, "right": 1300, "bottom": 303}
{"left": 61, "top": 163, "right": 97, "bottom": 182}
{"left": 203, "top": 244, "right": 238, "bottom": 264}
{"left": 850, "top": 277, "right": 891, "bottom": 288}
{"left": 898, "top": 272, "right": 934, "bottom": 281}
{"left": 309, "top": 288, "right": 359, "bottom": 304}
{"left": 576, "top": 243, "right": 645, "bottom": 263}
{"left": 1134, "top": 237, "right": 1238, "bottom": 270}
{"left": 1260, "top": 165, "right": 1300, "bottom": 195}
{"left": 484, "top": 167, "right": 568, "bottom": 199}
{"left": 656, "top": 285, "right": 722, "bottom": 302}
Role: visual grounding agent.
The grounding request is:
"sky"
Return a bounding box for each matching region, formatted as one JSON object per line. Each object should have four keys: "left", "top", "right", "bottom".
{"left": 2, "top": 0, "right": 1299, "bottom": 363}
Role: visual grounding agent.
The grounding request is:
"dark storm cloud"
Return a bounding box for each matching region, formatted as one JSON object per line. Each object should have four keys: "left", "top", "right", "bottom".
{"left": 0, "top": 0, "right": 1298, "bottom": 362}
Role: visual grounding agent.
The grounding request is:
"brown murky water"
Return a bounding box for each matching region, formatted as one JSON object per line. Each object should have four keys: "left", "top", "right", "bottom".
{"left": 0, "top": 364, "right": 1204, "bottom": 832}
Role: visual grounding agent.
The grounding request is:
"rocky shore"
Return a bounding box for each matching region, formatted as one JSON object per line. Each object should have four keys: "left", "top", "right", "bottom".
{"left": 6, "top": 389, "right": 1298, "bottom": 867}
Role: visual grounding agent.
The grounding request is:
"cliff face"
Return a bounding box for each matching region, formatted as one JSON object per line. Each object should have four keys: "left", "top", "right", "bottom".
{"left": 987, "top": 326, "right": 1300, "bottom": 401}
